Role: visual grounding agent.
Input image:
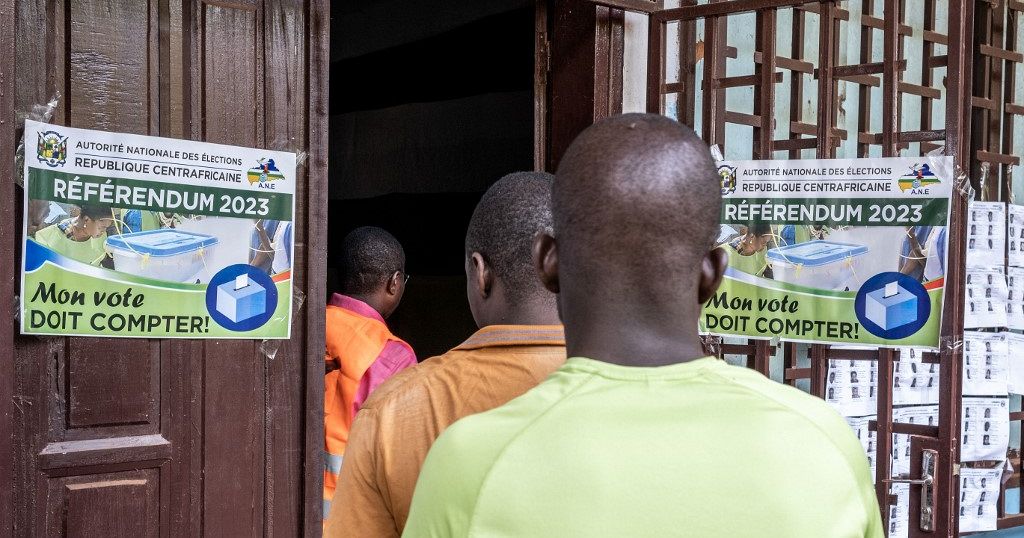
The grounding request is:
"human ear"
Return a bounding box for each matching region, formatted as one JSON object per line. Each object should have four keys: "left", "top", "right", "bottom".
{"left": 387, "top": 271, "right": 401, "bottom": 296}
{"left": 533, "top": 232, "right": 559, "bottom": 294}
{"left": 470, "top": 252, "right": 492, "bottom": 298}
{"left": 698, "top": 247, "right": 728, "bottom": 304}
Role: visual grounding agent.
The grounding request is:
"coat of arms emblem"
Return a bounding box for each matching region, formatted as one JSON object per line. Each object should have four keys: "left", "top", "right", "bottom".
{"left": 718, "top": 164, "right": 737, "bottom": 195}
{"left": 37, "top": 130, "right": 68, "bottom": 167}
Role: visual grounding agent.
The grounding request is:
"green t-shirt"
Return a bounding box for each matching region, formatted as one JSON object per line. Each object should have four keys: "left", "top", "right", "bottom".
{"left": 404, "top": 356, "right": 882, "bottom": 538}
{"left": 34, "top": 221, "right": 108, "bottom": 266}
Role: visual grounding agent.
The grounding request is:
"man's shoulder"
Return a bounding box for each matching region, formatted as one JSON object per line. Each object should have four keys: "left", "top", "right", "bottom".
{"left": 426, "top": 365, "right": 570, "bottom": 455}
{"left": 420, "top": 398, "right": 527, "bottom": 474}
{"left": 714, "top": 363, "right": 846, "bottom": 419}
{"left": 707, "top": 362, "right": 866, "bottom": 457}
{"left": 360, "top": 349, "right": 467, "bottom": 411}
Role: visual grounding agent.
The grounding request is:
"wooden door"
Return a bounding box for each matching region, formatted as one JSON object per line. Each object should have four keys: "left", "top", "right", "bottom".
{"left": 0, "top": 1, "right": 328, "bottom": 536}
{"left": 538, "top": 0, "right": 630, "bottom": 170}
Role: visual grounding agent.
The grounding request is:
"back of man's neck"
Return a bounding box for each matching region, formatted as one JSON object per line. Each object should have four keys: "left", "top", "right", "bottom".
{"left": 563, "top": 314, "right": 706, "bottom": 367}
{"left": 485, "top": 301, "right": 561, "bottom": 328}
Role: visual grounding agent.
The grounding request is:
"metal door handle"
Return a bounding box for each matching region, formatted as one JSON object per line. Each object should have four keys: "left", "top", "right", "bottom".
{"left": 883, "top": 476, "right": 933, "bottom": 486}
{"left": 882, "top": 449, "right": 937, "bottom": 532}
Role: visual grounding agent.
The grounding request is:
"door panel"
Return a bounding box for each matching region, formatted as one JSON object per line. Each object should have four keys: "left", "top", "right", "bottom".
{"left": 5, "top": 0, "right": 328, "bottom": 536}
{"left": 45, "top": 470, "right": 160, "bottom": 537}
{"left": 67, "top": 346, "right": 157, "bottom": 429}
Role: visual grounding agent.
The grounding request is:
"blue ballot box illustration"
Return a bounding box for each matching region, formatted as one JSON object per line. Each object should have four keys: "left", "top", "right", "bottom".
{"left": 864, "top": 281, "right": 918, "bottom": 330}
{"left": 215, "top": 273, "right": 267, "bottom": 323}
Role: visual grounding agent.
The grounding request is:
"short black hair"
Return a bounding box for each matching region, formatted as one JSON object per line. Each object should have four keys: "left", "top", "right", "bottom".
{"left": 340, "top": 226, "right": 405, "bottom": 295}
{"left": 465, "top": 171, "right": 554, "bottom": 301}
{"left": 79, "top": 204, "right": 113, "bottom": 221}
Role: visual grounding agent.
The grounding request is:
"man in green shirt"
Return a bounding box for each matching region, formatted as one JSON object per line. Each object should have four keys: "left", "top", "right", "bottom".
{"left": 33, "top": 204, "right": 114, "bottom": 266}
{"left": 403, "top": 114, "right": 883, "bottom": 538}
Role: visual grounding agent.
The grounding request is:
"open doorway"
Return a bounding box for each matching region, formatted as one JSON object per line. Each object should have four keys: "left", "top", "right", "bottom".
{"left": 328, "top": 0, "right": 536, "bottom": 358}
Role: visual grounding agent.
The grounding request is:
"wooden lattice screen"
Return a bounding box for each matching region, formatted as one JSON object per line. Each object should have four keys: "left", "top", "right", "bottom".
{"left": 584, "top": 0, "right": 982, "bottom": 534}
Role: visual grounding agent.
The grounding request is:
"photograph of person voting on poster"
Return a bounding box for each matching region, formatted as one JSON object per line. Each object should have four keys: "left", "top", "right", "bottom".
{"left": 30, "top": 204, "right": 114, "bottom": 267}
{"left": 25, "top": 203, "right": 294, "bottom": 284}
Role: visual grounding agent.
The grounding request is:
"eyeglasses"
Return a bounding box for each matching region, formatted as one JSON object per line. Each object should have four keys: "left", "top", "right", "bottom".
{"left": 400, "top": 271, "right": 410, "bottom": 285}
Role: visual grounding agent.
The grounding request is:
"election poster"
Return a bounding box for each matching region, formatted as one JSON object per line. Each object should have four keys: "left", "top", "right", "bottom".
{"left": 21, "top": 120, "right": 296, "bottom": 338}
{"left": 704, "top": 156, "right": 953, "bottom": 348}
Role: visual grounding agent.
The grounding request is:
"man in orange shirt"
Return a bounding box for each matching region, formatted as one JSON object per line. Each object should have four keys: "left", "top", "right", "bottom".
{"left": 324, "top": 226, "right": 416, "bottom": 519}
{"left": 324, "top": 172, "right": 564, "bottom": 537}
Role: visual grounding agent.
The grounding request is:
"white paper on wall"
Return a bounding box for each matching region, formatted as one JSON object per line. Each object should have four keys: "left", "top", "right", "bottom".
{"left": 1006, "top": 332, "right": 1024, "bottom": 394}
{"left": 1008, "top": 204, "right": 1024, "bottom": 267}
{"left": 958, "top": 466, "right": 1002, "bottom": 533}
{"left": 844, "top": 415, "right": 878, "bottom": 482}
{"left": 962, "top": 331, "right": 1009, "bottom": 396}
{"left": 888, "top": 483, "right": 909, "bottom": 538}
{"left": 965, "top": 267, "right": 1009, "bottom": 329}
{"left": 961, "top": 397, "right": 1010, "bottom": 462}
{"left": 967, "top": 202, "right": 1006, "bottom": 269}
{"left": 894, "top": 347, "right": 940, "bottom": 405}
{"left": 826, "top": 359, "right": 878, "bottom": 417}
{"left": 892, "top": 405, "right": 939, "bottom": 476}
{"left": 1007, "top": 267, "right": 1024, "bottom": 330}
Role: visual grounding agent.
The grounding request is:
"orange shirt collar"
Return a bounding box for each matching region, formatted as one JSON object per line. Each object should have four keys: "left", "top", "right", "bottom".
{"left": 455, "top": 325, "right": 565, "bottom": 351}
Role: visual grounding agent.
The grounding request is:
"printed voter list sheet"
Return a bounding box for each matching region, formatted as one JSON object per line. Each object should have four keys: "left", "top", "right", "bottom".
{"left": 826, "top": 359, "right": 878, "bottom": 417}
{"left": 959, "top": 466, "right": 1002, "bottom": 532}
{"left": 888, "top": 483, "right": 909, "bottom": 538}
{"left": 967, "top": 202, "right": 1006, "bottom": 269}
{"left": 1007, "top": 332, "right": 1024, "bottom": 394}
{"left": 1009, "top": 267, "right": 1024, "bottom": 330}
{"left": 844, "top": 415, "right": 878, "bottom": 481}
{"left": 892, "top": 405, "right": 939, "bottom": 476}
{"left": 962, "top": 331, "right": 1009, "bottom": 397}
{"left": 961, "top": 397, "right": 1009, "bottom": 462}
{"left": 1009, "top": 204, "right": 1024, "bottom": 267}
{"left": 965, "top": 267, "right": 1009, "bottom": 329}
{"left": 893, "top": 347, "right": 940, "bottom": 405}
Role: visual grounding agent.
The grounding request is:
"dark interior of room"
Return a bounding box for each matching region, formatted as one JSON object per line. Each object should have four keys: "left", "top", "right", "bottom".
{"left": 328, "top": 0, "right": 535, "bottom": 358}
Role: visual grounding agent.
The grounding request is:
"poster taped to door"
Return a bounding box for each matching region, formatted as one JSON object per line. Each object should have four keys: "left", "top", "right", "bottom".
{"left": 703, "top": 156, "right": 953, "bottom": 348}
{"left": 20, "top": 120, "right": 297, "bottom": 338}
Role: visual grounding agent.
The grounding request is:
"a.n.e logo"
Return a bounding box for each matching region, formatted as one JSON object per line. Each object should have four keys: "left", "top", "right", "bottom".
{"left": 247, "top": 158, "right": 285, "bottom": 189}
{"left": 897, "top": 163, "right": 941, "bottom": 194}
